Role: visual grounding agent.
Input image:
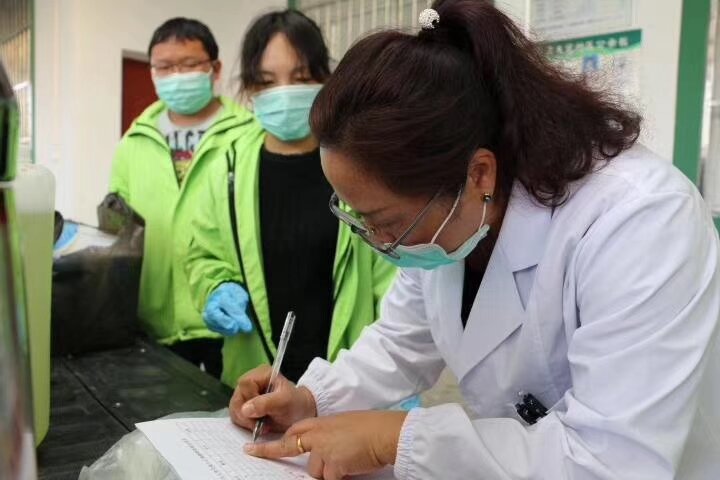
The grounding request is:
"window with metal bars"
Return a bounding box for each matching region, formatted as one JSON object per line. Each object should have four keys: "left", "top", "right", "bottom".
{"left": 0, "top": 0, "right": 32, "bottom": 163}
{"left": 297, "top": 0, "right": 434, "bottom": 63}
{"left": 702, "top": 0, "right": 720, "bottom": 216}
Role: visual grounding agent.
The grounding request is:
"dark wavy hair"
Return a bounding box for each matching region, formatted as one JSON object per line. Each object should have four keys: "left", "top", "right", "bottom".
{"left": 310, "top": 0, "right": 641, "bottom": 206}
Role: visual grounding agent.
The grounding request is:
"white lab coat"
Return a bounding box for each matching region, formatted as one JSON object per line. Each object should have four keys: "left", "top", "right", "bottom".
{"left": 298, "top": 146, "right": 720, "bottom": 480}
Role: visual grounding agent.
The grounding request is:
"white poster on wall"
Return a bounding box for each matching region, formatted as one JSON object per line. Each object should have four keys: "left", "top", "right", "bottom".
{"left": 531, "top": 0, "right": 634, "bottom": 40}
{"left": 543, "top": 29, "right": 642, "bottom": 102}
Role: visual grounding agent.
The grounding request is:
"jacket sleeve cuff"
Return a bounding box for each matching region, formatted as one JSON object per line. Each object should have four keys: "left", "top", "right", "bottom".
{"left": 296, "top": 358, "right": 336, "bottom": 416}
{"left": 394, "top": 407, "right": 423, "bottom": 480}
{"left": 394, "top": 404, "right": 476, "bottom": 480}
{"left": 203, "top": 277, "right": 243, "bottom": 309}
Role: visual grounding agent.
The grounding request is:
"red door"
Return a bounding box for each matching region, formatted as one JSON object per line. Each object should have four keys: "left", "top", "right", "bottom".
{"left": 121, "top": 58, "right": 157, "bottom": 135}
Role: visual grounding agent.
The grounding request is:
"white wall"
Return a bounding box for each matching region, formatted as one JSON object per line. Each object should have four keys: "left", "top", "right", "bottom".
{"left": 35, "top": 0, "right": 285, "bottom": 224}
{"left": 497, "top": 0, "right": 684, "bottom": 162}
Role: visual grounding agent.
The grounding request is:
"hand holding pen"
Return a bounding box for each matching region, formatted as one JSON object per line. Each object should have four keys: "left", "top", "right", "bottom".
{"left": 253, "top": 311, "right": 296, "bottom": 442}
{"left": 228, "top": 312, "right": 318, "bottom": 440}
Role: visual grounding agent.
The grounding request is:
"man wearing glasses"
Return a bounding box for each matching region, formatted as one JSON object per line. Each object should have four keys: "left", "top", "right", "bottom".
{"left": 109, "top": 18, "right": 256, "bottom": 377}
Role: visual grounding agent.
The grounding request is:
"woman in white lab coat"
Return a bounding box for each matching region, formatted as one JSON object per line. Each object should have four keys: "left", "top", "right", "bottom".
{"left": 231, "top": 1, "right": 720, "bottom": 479}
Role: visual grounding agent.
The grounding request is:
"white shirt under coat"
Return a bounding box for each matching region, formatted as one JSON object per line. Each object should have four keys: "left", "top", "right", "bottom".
{"left": 298, "top": 146, "right": 720, "bottom": 480}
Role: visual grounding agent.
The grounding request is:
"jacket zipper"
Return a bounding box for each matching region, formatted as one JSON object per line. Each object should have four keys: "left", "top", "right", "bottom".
{"left": 226, "top": 148, "right": 276, "bottom": 363}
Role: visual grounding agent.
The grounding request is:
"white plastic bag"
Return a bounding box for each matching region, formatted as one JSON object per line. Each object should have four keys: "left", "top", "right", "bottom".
{"left": 78, "top": 409, "right": 229, "bottom": 480}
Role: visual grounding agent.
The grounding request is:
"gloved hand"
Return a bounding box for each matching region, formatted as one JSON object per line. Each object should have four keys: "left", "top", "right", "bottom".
{"left": 203, "top": 283, "right": 253, "bottom": 336}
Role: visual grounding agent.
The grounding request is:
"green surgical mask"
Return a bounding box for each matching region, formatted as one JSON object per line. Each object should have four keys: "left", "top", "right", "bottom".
{"left": 153, "top": 71, "right": 214, "bottom": 115}
{"left": 252, "top": 84, "right": 322, "bottom": 141}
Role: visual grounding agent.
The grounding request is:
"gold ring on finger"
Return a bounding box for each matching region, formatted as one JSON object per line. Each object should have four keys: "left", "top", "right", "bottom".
{"left": 297, "top": 435, "right": 306, "bottom": 454}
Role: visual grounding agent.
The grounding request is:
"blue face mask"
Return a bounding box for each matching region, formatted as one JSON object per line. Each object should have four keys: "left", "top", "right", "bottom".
{"left": 252, "top": 84, "right": 322, "bottom": 142}
{"left": 153, "top": 71, "right": 214, "bottom": 115}
{"left": 383, "top": 191, "right": 491, "bottom": 270}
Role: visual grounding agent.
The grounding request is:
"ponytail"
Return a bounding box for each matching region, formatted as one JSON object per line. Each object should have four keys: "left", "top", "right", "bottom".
{"left": 311, "top": 0, "right": 641, "bottom": 206}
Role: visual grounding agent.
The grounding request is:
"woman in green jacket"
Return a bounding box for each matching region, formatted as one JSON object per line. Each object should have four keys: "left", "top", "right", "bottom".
{"left": 185, "top": 10, "right": 395, "bottom": 387}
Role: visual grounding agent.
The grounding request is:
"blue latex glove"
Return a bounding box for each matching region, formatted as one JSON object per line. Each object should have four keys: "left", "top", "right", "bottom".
{"left": 398, "top": 395, "right": 422, "bottom": 410}
{"left": 390, "top": 395, "right": 422, "bottom": 411}
{"left": 203, "top": 283, "right": 253, "bottom": 336}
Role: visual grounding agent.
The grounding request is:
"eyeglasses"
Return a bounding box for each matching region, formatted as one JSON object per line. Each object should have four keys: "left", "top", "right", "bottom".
{"left": 150, "top": 59, "right": 213, "bottom": 77}
{"left": 328, "top": 190, "right": 443, "bottom": 259}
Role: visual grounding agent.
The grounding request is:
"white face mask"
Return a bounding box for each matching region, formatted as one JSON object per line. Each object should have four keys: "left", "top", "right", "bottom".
{"left": 383, "top": 190, "right": 491, "bottom": 270}
{"left": 153, "top": 70, "right": 214, "bottom": 115}
{"left": 251, "top": 84, "right": 322, "bottom": 141}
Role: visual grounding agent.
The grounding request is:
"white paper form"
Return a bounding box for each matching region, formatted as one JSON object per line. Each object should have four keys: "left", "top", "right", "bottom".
{"left": 137, "top": 418, "right": 395, "bottom": 480}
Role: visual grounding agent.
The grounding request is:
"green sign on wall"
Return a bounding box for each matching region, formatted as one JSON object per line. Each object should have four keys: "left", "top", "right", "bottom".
{"left": 543, "top": 29, "right": 642, "bottom": 59}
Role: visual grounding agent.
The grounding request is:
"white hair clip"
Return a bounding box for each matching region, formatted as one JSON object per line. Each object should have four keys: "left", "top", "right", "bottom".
{"left": 419, "top": 8, "right": 440, "bottom": 30}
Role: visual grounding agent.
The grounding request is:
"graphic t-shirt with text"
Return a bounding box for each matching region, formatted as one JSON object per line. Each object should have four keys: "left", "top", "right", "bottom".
{"left": 157, "top": 107, "right": 223, "bottom": 184}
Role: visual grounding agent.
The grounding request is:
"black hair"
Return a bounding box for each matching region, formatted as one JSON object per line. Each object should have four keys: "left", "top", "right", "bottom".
{"left": 311, "top": 0, "right": 641, "bottom": 207}
{"left": 148, "top": 17, "right": 219, "bottom": 60}
{"left": 240, "top": 10, "right": 330, "bottom": 91}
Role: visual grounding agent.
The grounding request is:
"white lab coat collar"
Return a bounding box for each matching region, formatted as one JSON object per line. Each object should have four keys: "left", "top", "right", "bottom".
{"left": 436, "top": 183, "right": 554, "bottom": 380}
{"left": 496, "top": 182, "right": 554, "bottom": 273}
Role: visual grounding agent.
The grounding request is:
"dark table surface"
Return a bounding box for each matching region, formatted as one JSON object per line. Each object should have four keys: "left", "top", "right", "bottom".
{"left": 36, "top": 339, "right": 233, "bottom": 480}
